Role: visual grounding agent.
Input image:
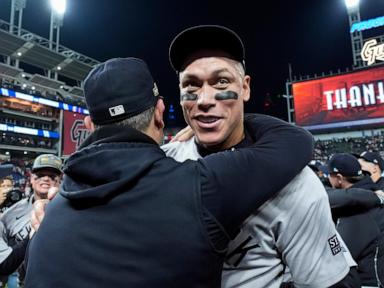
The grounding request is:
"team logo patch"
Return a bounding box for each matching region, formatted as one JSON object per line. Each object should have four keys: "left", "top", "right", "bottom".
{"left": 109, "top": 105, "right": 125, "bottom": 117}
{"left": 328, "top": 234, "right": 342, "bottom": 255}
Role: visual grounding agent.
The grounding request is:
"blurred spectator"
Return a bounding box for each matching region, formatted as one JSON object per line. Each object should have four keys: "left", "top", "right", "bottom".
{"left": 358, "top": 151, "right": 384, "bottom": 190}
{"left": 1, "top": 81, "right": 86, "bottom": 108}
{"left": 0, "top": 177, "right": 13, "bottom": 209}
{"left": 0, "top": 134, "right": 55, "bottom": 150}
{"left": 314, "top": 135, "right": 384, "bottom": 162}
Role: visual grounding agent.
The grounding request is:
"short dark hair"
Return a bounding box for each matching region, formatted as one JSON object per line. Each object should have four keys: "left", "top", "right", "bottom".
{"left": 94, "top": 106, "right": 155, "bottom": 132}
{"left": 0, "top": 176, "right": 13, "bottom": 185}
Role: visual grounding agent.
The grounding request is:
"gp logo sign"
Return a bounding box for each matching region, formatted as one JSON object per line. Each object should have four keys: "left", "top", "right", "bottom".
{"left": 361, "top": 39, "right": 384, "bottom": 66}
{"left": 71, "top": 120, "right": 91, "bottom": 148}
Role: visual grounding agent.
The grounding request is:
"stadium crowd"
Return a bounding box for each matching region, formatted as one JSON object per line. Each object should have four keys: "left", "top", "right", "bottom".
{"left": 314, "top": 134, "right": 384, "bottom": 162}
{"left": 0, "top": 134, "right": 54, "bottom": 150}
{"left": 0, "top": 78, "right": 86, "bottom": 108}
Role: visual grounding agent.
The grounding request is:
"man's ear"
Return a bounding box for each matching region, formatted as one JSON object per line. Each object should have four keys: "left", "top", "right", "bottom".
{"left": 30, "top": 174, "right": 36, "bottom": 186}
{"left": 154, "top": 98, "right": 165, "bottom": 130}
{"left": 242, "top": 75, "right": 251, "bottom": 102}
{"left": 336, "top": 174, "right": 344, "bottom": 185}
{"left": 84, "top": 116, "right": 96, "bottom": 132}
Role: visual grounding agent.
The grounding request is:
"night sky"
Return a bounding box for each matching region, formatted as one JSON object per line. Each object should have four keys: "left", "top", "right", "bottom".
{"left": 1, "top": 0, "right": 384, "bottom": 126}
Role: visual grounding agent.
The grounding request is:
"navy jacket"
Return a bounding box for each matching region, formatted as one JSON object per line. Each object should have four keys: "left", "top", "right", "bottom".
{"left": 330, "top": 179, "right": 384, "bottom": 286}
{"left": 25, "top": 115, "right": 313, "bottom": 288}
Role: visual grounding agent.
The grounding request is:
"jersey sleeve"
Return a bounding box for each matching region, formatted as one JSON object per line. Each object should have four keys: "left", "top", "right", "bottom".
{"left": 278, "top": 176, "right": 350, "bottom": 287}
{"left": 0, "top": 221, "right": 12, "bottom": 264}
{"left": 327, "top": 187, "right": 381, "bottom": 217}
{"left": 198, "top": 115, "right": 314, "bottom": 237}
{"left": 0, "top": 237, "right": 28, "bottom": 275}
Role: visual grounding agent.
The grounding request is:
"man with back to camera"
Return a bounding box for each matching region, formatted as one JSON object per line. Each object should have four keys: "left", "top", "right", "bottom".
{"left": 163, "top": 25, "right": 356, "bottom": 287}
{"left": 25, "top": 57, "right": 313, "bottom": 287}
{"left": 327, "top": 153, "right": 384, "bottom": 287}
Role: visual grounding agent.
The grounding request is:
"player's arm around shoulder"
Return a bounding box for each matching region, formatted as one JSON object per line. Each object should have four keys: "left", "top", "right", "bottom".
{"left": 197, "top": 116, "right": 314, "bottom": 238}
{"left": 326, "top": 187, "right": 382, "bottom": 212}
{"left": 277, "top": 167, "right": 350, "bottom": 288}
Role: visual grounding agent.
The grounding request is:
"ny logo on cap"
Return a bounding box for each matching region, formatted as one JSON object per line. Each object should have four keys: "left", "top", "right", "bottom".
{"left": 109, "top": 105, "right": 125, "bottom": 117}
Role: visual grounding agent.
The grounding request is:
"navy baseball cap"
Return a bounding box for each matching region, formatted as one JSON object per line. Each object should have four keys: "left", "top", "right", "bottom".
{"left": 318, "top": 164, "right": 330, "bottom": 176}
{"left": 328, "top": 153, "right": 363, "bottom": 177}
{"left": 0, "top": 164, "right": 13, "bottom": 179}
{"left": 359, "top": 151, "right": 384, "bottom": 170}
{"left": 308, "top": 160, "right": 323, "bottom": 172}
{"left": 169, "top": 25, "right": 245, "bottom": 73}
{"left": 84, "top": 57, "right": 160, "bottom": 125}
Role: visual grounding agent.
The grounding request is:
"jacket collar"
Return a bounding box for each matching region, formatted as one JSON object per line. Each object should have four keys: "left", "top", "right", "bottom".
{"left": 80, "top": 124, "right": 158, "bottom": 150}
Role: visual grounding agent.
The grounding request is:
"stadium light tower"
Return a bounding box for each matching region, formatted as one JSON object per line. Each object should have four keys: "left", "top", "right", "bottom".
{"left": 344, "top": 0, "right": 364, "bottom": 68}
{"left": 49, "top": 0, "right": 66, "bottom": 79}
{"left": 8, "top": 0, "right": 27, "bottom": 66}
{"left": 344, "top": 0, "right": 359, "bottom": 9}
{"left": 9, "top": 0, "right": 27, "bottom": 35}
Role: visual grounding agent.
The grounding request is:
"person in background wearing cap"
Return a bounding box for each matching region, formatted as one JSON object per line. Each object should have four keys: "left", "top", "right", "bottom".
{"left": 25, "top": 57, "right": 313, "bottom": 288}
{"left": 0, "top": 155, "right": 62, "bottom": 286}
{"left": 327, "top": 153, "right": 384, "bottom": 287}
{"left": 359, "top": 151, "right": 384, "bottom": 190}
{"left": 307, "top": 160, "right": 384, "bottom": 216}
{"left": 308, "top": 160, "right": 332, "bottom": 187}
{"left": 164, "top": 25, "right": 355, "bottom": 288}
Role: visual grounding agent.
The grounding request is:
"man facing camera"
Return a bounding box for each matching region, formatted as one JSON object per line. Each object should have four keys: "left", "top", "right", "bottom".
{"left": 164, "top": 25, "right": 354, "bottom": 288}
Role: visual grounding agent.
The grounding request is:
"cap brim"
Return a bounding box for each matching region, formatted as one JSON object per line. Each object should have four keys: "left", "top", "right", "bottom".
{"left": 169, "top": 25, "right": 245, "bottom": 72}
{"left": 32, "top": 166, "right": 61, "bottom": 174}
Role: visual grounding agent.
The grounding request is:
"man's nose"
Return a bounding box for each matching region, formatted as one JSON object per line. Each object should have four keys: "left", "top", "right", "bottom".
{"left": 197, "top": 85, "right": 216, "bottom": 110}
{"left": 40, "top": 175, "right": 51, "bottom": 181}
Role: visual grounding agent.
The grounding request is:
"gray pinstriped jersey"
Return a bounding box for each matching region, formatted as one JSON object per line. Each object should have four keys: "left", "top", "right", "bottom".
{"left": 0, "top": 221, "right": 12, "bottom": 263}
{"left": 162, "top": 138, "right": 352, "bottom": 288}
{"left": 1, "top": 196, "right": 32, "bottom": 246}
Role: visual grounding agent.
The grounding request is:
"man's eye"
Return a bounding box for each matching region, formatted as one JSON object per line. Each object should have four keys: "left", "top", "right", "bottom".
{"left": 217, "top": 78, "right": 229, "bottom": 85}
{"left": 183, "top": 82, "right": 199, "bottom": 91}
